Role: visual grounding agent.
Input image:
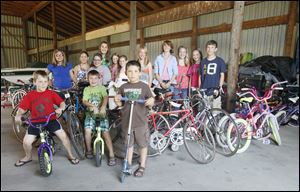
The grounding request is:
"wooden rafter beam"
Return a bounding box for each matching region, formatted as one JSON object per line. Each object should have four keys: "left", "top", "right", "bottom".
{"left": 23, "top": 1, "right": 50, "bottom": 20}
{"left": 137, "top": 1, "right": 259, "bottom": 29}
{"left": 36, "top": 16, "right": 71, "bottom": 37}
{"left": 94, "top": 1, "right": 124, "bottom": 20}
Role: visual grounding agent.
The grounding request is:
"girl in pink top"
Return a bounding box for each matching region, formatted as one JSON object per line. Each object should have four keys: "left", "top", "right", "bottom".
{"left": 174, "top": 46, "right": 190, "bottom": 99}
{"left": 110, "top": 53, "right": 119, "bottom": 82}
{"left": 188, "top": 49, "right": 203, "bottom": 91}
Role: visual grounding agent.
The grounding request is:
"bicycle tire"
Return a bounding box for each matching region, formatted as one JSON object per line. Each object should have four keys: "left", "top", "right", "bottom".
{"left": 196, "top": 108, "right": 240, "bottom": 157}
{"left": 183, "top": 120, "right": 216, "bottom": 164}
{"left": 287, "top": 111, "right": 299, "bottom": 127}
{"left": 269, "top": 114, "right": 282, "bottom": 146}
{"left": 39, "top": 148, "right": 52, "bottom": 177}
{"left": 227, "top": 118, "right": 252, "bottom": 153}
{"left": 109, "top": 117, "right": 140, "bottom": 160}
{"left": 95, "top": 142, "right": 102, "bottom": 167}
{"left": 275, "top": 110, "right": 288, "bottom": 126}
{"left": 11, "top": 104, "right": 30, "bottom": 143}
{"left": 148, "top": 114, "right": 171, "bottom": 157}
{"left": 11, "top": 89, "right": 27, "bottom": 108}
{"left": 67, "top": 111, "right": 85, "bottom": 160}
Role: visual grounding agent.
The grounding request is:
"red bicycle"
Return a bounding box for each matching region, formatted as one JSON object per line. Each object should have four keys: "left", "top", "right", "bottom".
{"left": 148, "top": 100, "right": 216, "bottom": 164}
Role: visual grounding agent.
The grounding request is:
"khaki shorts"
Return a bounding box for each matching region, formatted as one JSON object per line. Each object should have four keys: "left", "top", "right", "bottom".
{"left": 122, "top": 126, "right": 150, "bottom": 148}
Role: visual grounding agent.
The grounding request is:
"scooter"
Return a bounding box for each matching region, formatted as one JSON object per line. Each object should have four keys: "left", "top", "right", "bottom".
{"left": 120, "top": 97, "right": 144, "bottom": 183}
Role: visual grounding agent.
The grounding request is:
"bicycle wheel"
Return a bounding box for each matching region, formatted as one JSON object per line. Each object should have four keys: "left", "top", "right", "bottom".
{"left": 110, "top": 117, "right": 140, "bottom": 160}
{"left": 47, "top": 136, "right": 56, "bottom": 155}
{"left": 11, "top": 89, "right": 27, "bottom": 108}
{"left": 11, "top": 104, "right": 30, "bottom": 143}
{"left": 268, "top": 114, "right": 282, "bottom": 146}
{"left": 191, "top": 94, "right": 205, "bottom": 115}
{"left": 275, "top": 110, "right": 288, "bottom": 126}
{"left": 67, "top": 111, "right": 85, "bottom": 160}
{"left": 288, "top": 110, "right": 299, "bottom": 127}
{"left": 39, "top": 148, "right": 52, "bottom": 177}
{"left": 148, "top": 114, "right": 171, "bottom": 157}
{"left": 227, "top": 118, "right": 252, "bottom": 153}
{"left": 95, "top": 142, "right": 102, "bottom": 167}
{"left": 109, "top": 117, "right": 122, "bottom": 143}
{"left": 183, "top": 120, "right": 215, "bottom": 164}
{"left": 196, "top": 108, "right": 240, "bottom": 157}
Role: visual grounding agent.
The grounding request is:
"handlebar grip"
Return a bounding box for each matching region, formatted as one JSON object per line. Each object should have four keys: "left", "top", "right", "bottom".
{"left": 271, "top": 81, "right": 288, "bottom": 88}
{"left": 273, "top": 87, "right": 284, "bottom": 90}
{"left": 236, "top": 91, "right": 253, "bottom": 98}
{"left": 241, "top": 88, "right": 253, "bottom": 91}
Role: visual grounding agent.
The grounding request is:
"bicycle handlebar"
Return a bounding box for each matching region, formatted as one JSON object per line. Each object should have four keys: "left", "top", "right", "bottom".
{"left": 238, "top": 81, "right": 288, "bottom": 101}
{"left": 21, "top": 112, "right": 56, "bottom": 128}
{"left": 120, "top": 97, "right": 145, "bottom": 104}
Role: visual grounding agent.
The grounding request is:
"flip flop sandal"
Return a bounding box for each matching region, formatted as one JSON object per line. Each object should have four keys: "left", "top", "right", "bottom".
{"left": 68, "top": 158, "right": 79, "bottom": 165}
{"left": 14, "top": 159, "right": 32, "bottom": 167}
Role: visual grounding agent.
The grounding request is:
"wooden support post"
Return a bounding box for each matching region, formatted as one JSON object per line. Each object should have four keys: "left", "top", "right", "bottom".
{"left": 34, "top": 12, "right": 40, "bottom": 61}
{"left": 191, "top": 16, "right": 198, "bottom": 50}
{"left": 52, "top": 1, "right": 57, "bottom": 50}
{"left": 81, "top": 1, "right": 86, "bottom": 51}
{"left": 226, "top": 1, "right": 245, "bottom": 112}
{"left": 22, "top": 19, "right": 29, "bottom": 64}
{"left": 129, "top": 1, "right": 137, "bottom": 60}
{"left": 65, "top": 46, "right": 69, "bottom": 61}
{"left": 140, "top": 28, "right": 145, "bottom": 47}
{"left": 284, "top": 1, "right": 297, "bottom": 57}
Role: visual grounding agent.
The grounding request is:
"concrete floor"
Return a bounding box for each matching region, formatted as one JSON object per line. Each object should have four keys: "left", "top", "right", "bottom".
{"left": 1, "top": 107, "right": 299, "bottom": 191}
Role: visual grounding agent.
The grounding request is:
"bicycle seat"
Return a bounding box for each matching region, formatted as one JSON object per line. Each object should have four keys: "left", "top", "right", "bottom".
{"left": 239, "top": 97, "right": 254, "bottom": 103}
{"left": 78, "top": 81, "right": 90, "bottom": 88}
{"left": 289, "top": 96, "right": 299, "bottom": 104}
{"left": 153, "top": 88, "right": 170, "bottom": 96}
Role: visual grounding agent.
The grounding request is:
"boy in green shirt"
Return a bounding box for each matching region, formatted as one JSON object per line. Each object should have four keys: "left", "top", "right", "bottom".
{"left": 83, "top": 70, "right": 116, "bottom": 166}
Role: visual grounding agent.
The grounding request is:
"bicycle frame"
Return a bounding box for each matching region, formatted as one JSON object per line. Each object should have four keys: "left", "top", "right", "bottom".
{"left": 237, "top": 81, "right": 287, "bottom": 140}
{"left": 24, "top": 112, "right": 56, "bottom": 161}
{"left": 149, "top": 108, "right": 197, "bottom": 146}
{"left": 37, "top": 126, "right": 54, "bottom": 162}
{"left": 93, "top": 118, "right": 104, "bottom": 156}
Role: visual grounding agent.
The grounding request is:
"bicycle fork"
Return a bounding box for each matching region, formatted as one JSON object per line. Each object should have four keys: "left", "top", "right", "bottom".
{"left": 93, "top": 128, "right": 104, "bottom": 155}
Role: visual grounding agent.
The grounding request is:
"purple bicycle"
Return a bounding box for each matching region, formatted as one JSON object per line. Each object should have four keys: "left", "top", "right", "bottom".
{"left": 21, "top": 112, "right": 56, "bottom": 177}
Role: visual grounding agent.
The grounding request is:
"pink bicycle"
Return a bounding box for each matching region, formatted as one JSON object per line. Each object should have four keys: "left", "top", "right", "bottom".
{"left": 228, "top": 81, "right": 287, "bottom": 153}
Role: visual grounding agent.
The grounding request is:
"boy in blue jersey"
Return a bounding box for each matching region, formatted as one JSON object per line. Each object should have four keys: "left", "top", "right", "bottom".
{"left": 199, "top": 40, "right": 226, "bottom": 108}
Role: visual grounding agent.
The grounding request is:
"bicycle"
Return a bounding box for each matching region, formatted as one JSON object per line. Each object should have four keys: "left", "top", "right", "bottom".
{"left": 229, "top": 81, "right": 287, "bottom": 153}
{"left": 273, "top": 85, "right": 299, "bottom": 127}
{"left": 56, "top": 89, "right": 86, "bottom": 160}
{"left": 21, "top": 112, "right": 56, "bottom": 177}
{"left": 11, "top": 103, "right": 31, "bottom": 143}
{"left": 11, "top": 79, "right": 34, "bottom": 108}
{"left": 193, "top": 88, "right": 241, "bottom": 157}
{"left": 148, "top": 98, "right": 216, "bottom": 164}
{"left": 91, "top": 114, "right": 108, "bottom": 167}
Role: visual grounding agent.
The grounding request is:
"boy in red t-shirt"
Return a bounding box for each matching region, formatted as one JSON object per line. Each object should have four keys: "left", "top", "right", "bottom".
{"left": 14, "top": 70, "right": 79, "bottom": 167}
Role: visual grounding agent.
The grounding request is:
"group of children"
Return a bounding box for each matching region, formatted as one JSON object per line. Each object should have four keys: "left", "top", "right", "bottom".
{"left": 14, "top": 39, "right": 226, "bottom": 178}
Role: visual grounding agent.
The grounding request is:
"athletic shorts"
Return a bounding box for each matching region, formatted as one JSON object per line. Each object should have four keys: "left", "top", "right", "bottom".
{"left": 27, "top": 120, "right": 62, "bottom": 136}
{"left": 84, "top": 115, "right": 109, "bottom": 132}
